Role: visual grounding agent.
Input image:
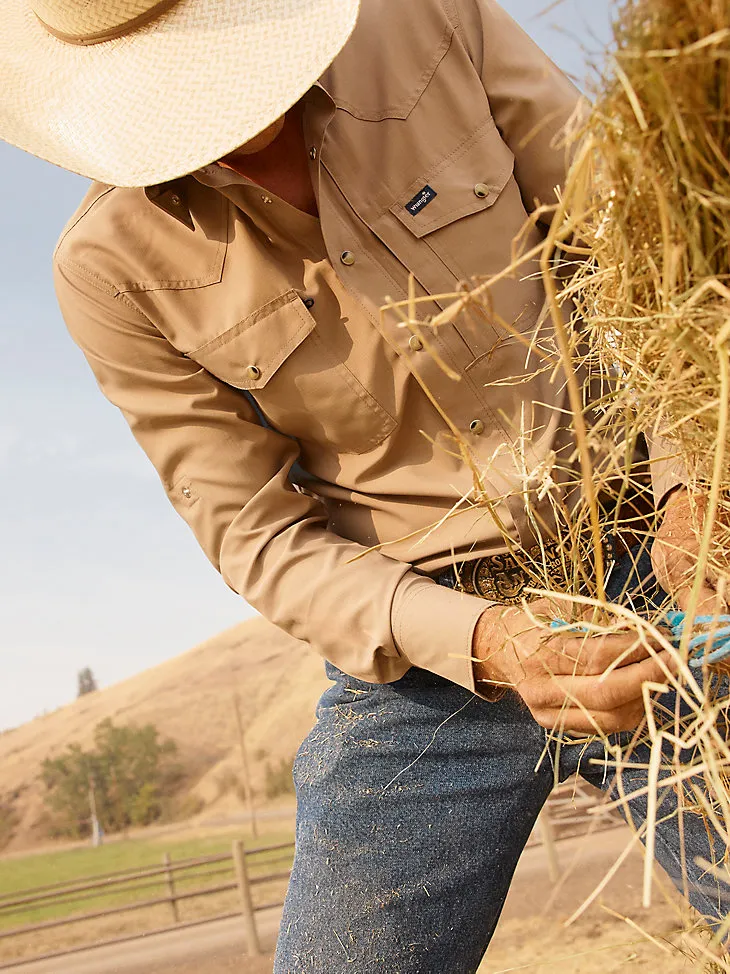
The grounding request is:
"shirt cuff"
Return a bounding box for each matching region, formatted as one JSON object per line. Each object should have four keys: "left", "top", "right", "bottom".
{"left": 648, "top": 432, "right": 689, "bottom": 505}
{"left": 391, "top": 573, "right": 492, "bottom": 696}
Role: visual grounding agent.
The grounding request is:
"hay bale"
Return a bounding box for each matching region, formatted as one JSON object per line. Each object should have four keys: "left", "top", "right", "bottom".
{"left": 556, "top": 0, "right": 730, "bottom": 582}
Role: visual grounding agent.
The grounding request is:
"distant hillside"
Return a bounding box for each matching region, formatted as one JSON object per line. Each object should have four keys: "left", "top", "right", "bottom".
{"left": 0, "top": 617, "right": 329, "bottom": 851}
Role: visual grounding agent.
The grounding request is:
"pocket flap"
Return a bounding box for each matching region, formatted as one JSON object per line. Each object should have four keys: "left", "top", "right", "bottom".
{"left": 389, "top": 116, "right": 515, "bottom": 238}
{"left": 191, "top": 290, "right": 315, "bottom": 390}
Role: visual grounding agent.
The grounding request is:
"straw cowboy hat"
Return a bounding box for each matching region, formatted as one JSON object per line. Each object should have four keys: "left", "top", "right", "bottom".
{"left": 1, "top": 0, "right": 360, "bottom": 187}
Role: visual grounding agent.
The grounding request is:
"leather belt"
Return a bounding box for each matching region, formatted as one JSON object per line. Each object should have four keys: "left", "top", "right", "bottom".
{"left": 436, "top": 540, "right": 615, "bottom": 605}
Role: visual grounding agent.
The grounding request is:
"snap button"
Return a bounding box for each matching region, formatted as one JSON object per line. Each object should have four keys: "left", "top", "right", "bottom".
{"left": 169, "top": 193, "right": 182, "bottom": 206}
{"left": 474, "top": 183, "right": 490, "bottom": 199}
{"left": 246, "top": 365, "right": 262, "bottom": 381}
{"left": 340, "top": 251, "right": 356, "bottom": 266}
{"left": 309, "top": 147, "right": 318, "bottom": 161}
{"left": 181, "top": 486, "right": 192, "bottom": 500}
{"left": 470, "top": 419, "right": 485, "bottom": 435}
{"left": 408, "top": 335, "right": 424, "bottom": 352}
{"left": 303, "top": 297, "right": 315, "bottom": 309}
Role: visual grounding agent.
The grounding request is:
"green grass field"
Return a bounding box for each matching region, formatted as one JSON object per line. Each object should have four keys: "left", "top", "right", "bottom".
{"left": 0, "top": 824, "right": 294, "bottom": 933}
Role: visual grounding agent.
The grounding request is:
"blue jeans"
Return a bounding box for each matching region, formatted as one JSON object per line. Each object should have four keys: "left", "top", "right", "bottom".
{"left": 274, "top": 550, "right": 728, "bottom": 972}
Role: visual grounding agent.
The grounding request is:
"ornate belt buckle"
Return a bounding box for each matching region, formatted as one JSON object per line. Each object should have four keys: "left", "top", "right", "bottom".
{"left": 473, "top": 551, "right": 530, "bottom": 605}
{"left": 464, "top": 538, "right": 614, "bottom": 605}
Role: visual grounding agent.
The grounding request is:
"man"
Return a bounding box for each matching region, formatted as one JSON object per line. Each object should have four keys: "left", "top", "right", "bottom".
{"left": 2, "top": 0, "right": 727, "bottom": 970}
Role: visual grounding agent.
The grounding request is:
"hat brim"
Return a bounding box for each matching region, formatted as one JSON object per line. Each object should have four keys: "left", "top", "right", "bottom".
{"left": 2, "top": 0, "right": 360, "bottom": 186}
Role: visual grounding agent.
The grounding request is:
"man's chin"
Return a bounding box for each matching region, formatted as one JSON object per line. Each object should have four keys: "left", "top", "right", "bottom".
{"left": 220, "top": 117, "right": 287, "bottom": 163}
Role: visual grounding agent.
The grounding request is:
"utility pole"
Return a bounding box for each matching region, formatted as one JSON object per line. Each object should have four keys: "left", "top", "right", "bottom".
{"left": 233, "top": 693, "right": 259, "bottom": 838}
{"left": 88, "top": 775, "right": 103, "bottom": 848}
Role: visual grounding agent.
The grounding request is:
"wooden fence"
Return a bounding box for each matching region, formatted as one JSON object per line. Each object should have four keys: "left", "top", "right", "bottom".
{"left": 0, "top": 780, "right": 622, "bottom": 968}
{"left": 0, "top": 838, "right": 294, "bottom": 967}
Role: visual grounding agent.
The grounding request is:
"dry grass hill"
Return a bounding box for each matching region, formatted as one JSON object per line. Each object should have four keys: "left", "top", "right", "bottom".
{"left": 0, "top": 617, "right": 329, "bottom": 852}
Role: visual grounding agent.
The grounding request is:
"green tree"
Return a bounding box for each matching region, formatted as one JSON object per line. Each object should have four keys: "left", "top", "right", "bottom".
{"left": 41, "top": 719, "right": 181, "bottom": 838}
{"left": 77, "top": 667, "right": 98, "bottom": 697}
{"left": 41, "top": 743, "right": 100, "bottom": 838}
{"left": 130, "top": 781, "right": 162, "bottom": 826}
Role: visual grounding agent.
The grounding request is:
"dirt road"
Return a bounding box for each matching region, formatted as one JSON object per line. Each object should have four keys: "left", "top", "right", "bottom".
{"left": 2, "top": 908, "right": 280, "bottom": 974}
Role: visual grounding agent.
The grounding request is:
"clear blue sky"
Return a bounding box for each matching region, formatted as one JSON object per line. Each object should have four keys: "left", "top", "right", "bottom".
{"left": 0, "top": 0, "right": 613, "bottom": 730}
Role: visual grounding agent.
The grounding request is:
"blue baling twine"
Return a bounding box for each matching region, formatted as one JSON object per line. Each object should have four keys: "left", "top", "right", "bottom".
{"left": 664, "top": 611, "right": 730, "bottom": 668}
{"left": 550, "top": 613, "right": 730, "bottom": 669}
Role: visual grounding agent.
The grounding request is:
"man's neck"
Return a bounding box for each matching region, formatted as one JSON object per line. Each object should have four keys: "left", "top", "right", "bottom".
{"left": 221, "top": 105, "right": 318, "bottom": 217}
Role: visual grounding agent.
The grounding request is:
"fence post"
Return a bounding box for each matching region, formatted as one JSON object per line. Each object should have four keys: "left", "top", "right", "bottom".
{"left": 163, "top": 853, "right": 180, "bottom": 923}
{"left": 232, "top": 838, "right": 261, "bottom": 955}
{"left": 538, "top": 808, "right": 561, "bottom": 883}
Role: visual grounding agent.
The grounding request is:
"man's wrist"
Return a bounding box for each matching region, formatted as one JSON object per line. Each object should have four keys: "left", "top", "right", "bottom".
{"left": 472, "top": 607, "right": 509, "bottom": 703}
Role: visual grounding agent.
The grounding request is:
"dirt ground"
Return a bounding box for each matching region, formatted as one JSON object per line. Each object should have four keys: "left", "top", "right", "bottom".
{"left": 131, "top": 954, "right": 277, "bottom": 974}
{"left": 11, "top": 824, "right": 721, "bottom": 974}
{"left": 478, "top": 826, "right": 709, "bottom": 973}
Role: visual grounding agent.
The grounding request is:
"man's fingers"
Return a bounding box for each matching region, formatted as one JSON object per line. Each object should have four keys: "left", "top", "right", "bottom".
{"left": 565, "top": 632, "right": 656, "bottom": 673}
{"left": 541, "top": 631, "right": 661, "bottom": 676}
{"left": 529, "top": 650, "right": 675, "bottom": 713}
{"left": 530, "top": 651, "right": 675, "bottom": 732}
{"left": 532, "top": 703, "right": 646, "bottom": 735}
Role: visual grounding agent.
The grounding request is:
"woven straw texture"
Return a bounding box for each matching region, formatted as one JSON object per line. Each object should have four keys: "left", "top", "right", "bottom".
{"left": 1, "top": 0, "right": 360, "bottom": 186}
{"left": 33, "top": 0, "right": 175, "bottom": 37}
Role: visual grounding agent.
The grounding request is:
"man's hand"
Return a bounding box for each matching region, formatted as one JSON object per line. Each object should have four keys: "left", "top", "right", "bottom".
{"left": 651, "top": 488, "right": 727, "bottom": 616}
{"left": 472, "top": 600, "right": 673, "bottom": 734}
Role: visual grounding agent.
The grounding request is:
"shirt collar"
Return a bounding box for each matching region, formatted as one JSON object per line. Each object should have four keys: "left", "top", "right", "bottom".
{"left": 144, "top": 180, "right": 195, "bottom": 230}
{"left": 143, "top": 84, "right": 336, "bottom": 232}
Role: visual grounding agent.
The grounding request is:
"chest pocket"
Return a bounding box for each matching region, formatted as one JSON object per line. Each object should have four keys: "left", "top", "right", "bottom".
{"left": 325, "top": 12, "right": 525, "bottom": 302}
{"left": 189, "top": 290, "right": 396, "bottom": 455}
{"left": 389, "top": 114, "right": 517, "bottom": 284}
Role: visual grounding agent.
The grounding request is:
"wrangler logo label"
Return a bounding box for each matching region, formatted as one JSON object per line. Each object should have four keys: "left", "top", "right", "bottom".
{"left": 405, "top": 185, "right": 438, "bottom": 216}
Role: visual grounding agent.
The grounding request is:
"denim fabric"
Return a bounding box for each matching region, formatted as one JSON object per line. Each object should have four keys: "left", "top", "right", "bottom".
{"left": 274, "top": 549, "right": 728, "bottom": 973}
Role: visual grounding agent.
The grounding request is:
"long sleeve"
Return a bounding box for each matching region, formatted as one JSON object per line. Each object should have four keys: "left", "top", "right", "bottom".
{"left": 54, "top": 258, "right": 487, "bottom": 690}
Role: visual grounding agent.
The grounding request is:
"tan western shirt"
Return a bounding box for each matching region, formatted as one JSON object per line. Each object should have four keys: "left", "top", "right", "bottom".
{"left": 53, "top": 0, "right": 679, "bottom": 694}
